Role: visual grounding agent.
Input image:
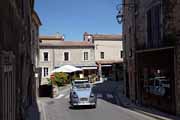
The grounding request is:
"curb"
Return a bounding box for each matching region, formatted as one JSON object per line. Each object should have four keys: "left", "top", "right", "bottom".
{"left": 115, "top": 93, "right": 178, "bottom": 120}
{"left": 132, "top": 109, "right": 171, "bottom": 120}
{"left": 52, "top": 84, "right": 71, "bottom": 98}
{"left": 37, "top": 100, "right": 47, "bottom": 120}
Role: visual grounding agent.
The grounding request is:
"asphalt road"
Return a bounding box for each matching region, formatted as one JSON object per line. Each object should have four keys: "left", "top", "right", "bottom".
{"left": 40, "top": 81, "right": 157, "bottom": 120}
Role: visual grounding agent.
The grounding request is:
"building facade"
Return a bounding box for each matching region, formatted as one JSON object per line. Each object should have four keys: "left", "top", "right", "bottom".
{"left": 83, "top": 33, "right": 123, "bottom": 81}
{"left": 0, "top": 0, "right": 41, "bottom": 120}
{"left": 122, "top": 0, "right": 180, "bottom": 115}
{"left": 39, "top": 35, "right": 96, "bottom": 84}
{"left": 39, "top": 33, "right": 123, "bottom": 84}
{"left": 31, "top": 10, "right": 42, "bottom": 99}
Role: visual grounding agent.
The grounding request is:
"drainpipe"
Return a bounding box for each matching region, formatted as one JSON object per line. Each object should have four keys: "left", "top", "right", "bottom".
{"left": 99, "top": 64, "right": 103, "bottom": 81}
{"left": 53, "top": 48, "right": 55, "bottom": 69}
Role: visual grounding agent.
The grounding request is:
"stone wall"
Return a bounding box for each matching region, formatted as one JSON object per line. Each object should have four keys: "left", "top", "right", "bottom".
{"left": 123, "top": 0, "right": 136, "bottom": 101}
{"left": 123, "top": 0, "right": 180, "bottom": 114}
{"left": 173, "top": 0, "right": 180, "bottom": 115}
{"left": 176, "top": 41, "right": 180, "bottom": 115}
{"left": 0, "top": 0, "right": 36, "bottom": 120}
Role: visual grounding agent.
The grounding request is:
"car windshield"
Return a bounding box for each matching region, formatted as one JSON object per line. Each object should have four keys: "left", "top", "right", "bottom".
{"left": 74, "top": 80, "right": 89, "bottom": 84}
{"left": 73, "top": 83, "right": 91, "bottom": 89}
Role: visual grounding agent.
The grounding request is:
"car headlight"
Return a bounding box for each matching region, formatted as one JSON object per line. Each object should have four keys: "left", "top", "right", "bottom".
{"left": 72, "top": 92, "right": 78, "bottom": 98}
{"left": 90, "top": 93, "right": 95, "bottom": 97}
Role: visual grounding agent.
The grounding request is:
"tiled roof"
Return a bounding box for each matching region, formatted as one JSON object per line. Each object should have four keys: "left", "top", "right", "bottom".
{"left": 96, "top": 60, "right": 123, "bottom": 64}
{"left": 39, "top": 35, "right": 64, "bottom": 40}
{"left": 92, "top": 34, "right": 122, "bottom": 40}
{"left": 40, "top": 41, "right": 94, "bottom": 47}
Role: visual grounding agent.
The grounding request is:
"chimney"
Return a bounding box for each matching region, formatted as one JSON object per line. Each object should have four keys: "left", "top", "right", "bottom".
{"left": 55, "top": 32, "right": 65, "bottom": 41}
{"left": 55, "top": 32, "right": 60, "bottom": 38}
{"left": 83, "top": 32, "right": 93, "bottom": 43}
{"left": 62, "top": 35, "right": 65, "bottom": 41}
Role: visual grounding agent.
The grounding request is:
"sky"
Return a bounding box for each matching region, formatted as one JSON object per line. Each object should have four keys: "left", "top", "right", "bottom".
{"left": 35, "top": 0, "right": 122, "bottom": 40}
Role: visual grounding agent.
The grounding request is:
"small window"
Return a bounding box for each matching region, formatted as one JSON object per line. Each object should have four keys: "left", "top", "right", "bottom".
{"left": 120, "top": 51, "right": 123, "bottom": 58}
{"left": 43, "top": 52, "right": 48, "bottom": 61}
{"left": 44, "top": 67, "right": 48, "bottom": 77}
{"left": 84, "top": 52, "right": 88, "bottom": 61}
{"left": 100, "top": 52, "right": 104, "bottom": 59}
{"left": 64, "top": 52, "right": 69, "bottom": 61}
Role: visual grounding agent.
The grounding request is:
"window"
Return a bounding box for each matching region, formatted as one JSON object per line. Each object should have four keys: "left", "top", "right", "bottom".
{"left": 64, "top": 52, "right": 69, "bottom": 61}
{"left": 43, "top": 52, "right": 48, "bottom": 61}
{"left": 100, "top": 52, "right": 104, "bottom": 59}
{"left": 43, "top": 67, "right": 48, "bottom": 77}
{"left": 147, "top": 4, "right": 161, "bottom": 48}
{"left": 120, "top": 51, "right": 123, "bottom": 58}
{"left": 84, "top": 52, "right": 88, "bottom": 61}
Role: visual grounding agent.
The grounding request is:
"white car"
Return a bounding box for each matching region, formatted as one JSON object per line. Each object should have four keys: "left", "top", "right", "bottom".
{"left": 70, "top": 80, "right": 97, "bottom": 108}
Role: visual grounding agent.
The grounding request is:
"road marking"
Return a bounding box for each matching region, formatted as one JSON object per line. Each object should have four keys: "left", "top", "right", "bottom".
{"left": 54, "top": 94, "right": 64, "bottom": 99}
{"left": 106, "top": 94, "right": 114, "bottom": 99}
{"left": 97, "top": 93, "right": 103, "bottom": 98}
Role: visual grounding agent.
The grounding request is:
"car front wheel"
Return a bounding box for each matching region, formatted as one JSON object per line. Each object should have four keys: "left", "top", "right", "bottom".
{"left": 92, "top": 104, "right": 96, "bottom": 108}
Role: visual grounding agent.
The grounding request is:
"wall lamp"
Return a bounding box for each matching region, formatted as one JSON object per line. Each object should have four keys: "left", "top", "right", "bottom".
{"left": 116, "top": 3, "right": 136, "bottom": 24}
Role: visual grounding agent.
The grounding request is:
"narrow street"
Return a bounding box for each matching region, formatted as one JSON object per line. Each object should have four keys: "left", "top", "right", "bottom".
{"left": 40, "top": 81, "right": 157, "bottom": 120}
{"left": 1, "top": 1, "right": 180, "bottom": 120}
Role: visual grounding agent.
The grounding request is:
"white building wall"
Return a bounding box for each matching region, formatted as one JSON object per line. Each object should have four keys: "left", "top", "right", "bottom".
{"left": 94, "top": 40, "right": 123, "bottom": 61}
{"left": 39, "top": 48, "right": 54, "bottom": 84}
{"left": 39, "top": 38, "right": 123, "bottom": 84}
{"left": 54, "top": 47, "right": 95, "bottom": 67}
{"left": 39, "top": 47, "right": 95, "bottom": 84}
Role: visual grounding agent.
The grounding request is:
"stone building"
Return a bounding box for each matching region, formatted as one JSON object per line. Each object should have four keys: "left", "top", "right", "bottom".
{"left": 39, "top": 33, "right": 123, "bottom": 84}
{"left": 0, "top": 0, "right": 41, "bottom": 120}
{"left": 39, "top": 35, "right": 96, "bottom": 84}
{"left": 31, "top": 10, "right": 42, "bottom": 99}
{"left": 122, "top": 0, "right": 180, "bottom": 115}
{"left": 83, "top": 32, "right": 123, "bottom": 81}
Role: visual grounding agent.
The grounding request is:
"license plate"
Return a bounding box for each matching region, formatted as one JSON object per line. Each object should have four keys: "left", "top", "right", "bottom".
{"left": 80, "top": 98, "right": 88, "bottom": 101}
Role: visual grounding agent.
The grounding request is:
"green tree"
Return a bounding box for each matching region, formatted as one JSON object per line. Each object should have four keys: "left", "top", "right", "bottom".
{"left": 47, "top": 78, "right": 52, "bottom": 85}
{"left": 54, "top": 72, "right": 68, "bottom": 86}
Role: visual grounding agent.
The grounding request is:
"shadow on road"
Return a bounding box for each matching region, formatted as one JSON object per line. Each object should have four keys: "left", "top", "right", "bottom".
{"left": 92, "top": 80, "right": 123, "bottom": 106}
{"left": 26, "top": 100, "right": 41, "bottom": 120}
{"left": 69, "top": 106, "right": 96, "bottom": 110}
{"left": 92, "top": 80, "right": 180, "bottom": 120}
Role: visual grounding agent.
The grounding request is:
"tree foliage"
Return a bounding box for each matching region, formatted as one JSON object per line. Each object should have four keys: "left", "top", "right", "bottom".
{"left": 49, "top": 72, "right": 69, "bottom": 86}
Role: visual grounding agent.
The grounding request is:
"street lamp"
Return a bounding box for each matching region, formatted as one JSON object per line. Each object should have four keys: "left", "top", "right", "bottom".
{"left": 116, "top": 9, "right": 123, "bottom": 24}
{"left": 116, "top": 4, "right": 123, "bottom": 24}
{"left": 116, "top": 3, "right": 136, "bottom": 24}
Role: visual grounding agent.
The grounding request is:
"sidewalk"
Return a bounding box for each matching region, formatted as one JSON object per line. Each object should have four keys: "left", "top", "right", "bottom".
{"left": 52, "top": 84, "right": 71, "bottom": 98}
{"left": 26, "top": 100, "right": 42, "bottom": 120}
{"left": 115, "top": 84, "right": 180, "bottom": 120}
{"left": 26, "top": 84, "right": 71, "bottom": 120}
{"left": 58, "top": 84, "right": 71, "bottom": 91}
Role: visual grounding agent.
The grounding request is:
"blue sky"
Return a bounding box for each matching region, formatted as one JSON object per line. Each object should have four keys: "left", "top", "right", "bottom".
{"left": 35, "top": 0, "right": 122, "bottom": 40}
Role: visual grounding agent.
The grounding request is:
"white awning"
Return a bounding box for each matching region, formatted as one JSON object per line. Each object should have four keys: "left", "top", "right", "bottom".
{"left": 51, "top": 65, "right": 82, "bottom": 74}
{"left": 81, "top": 66, "right": 97, "bottom": 70}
